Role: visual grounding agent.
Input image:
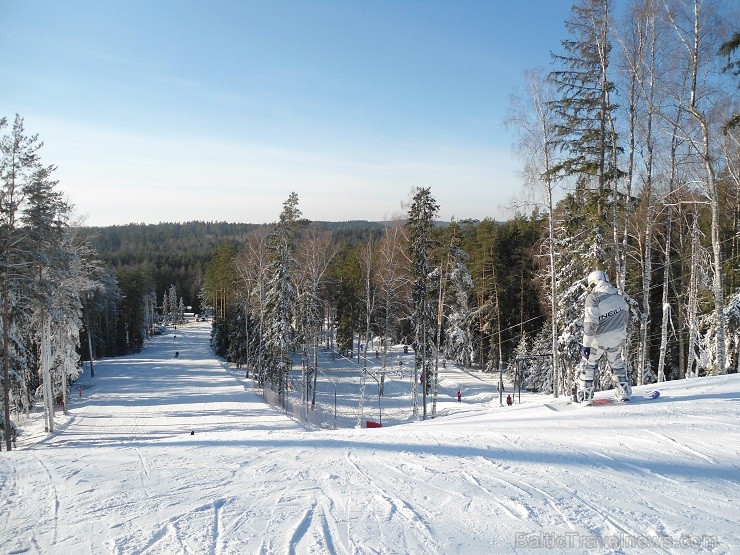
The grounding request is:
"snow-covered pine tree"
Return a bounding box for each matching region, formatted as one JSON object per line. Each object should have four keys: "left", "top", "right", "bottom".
{"left": 169, "top": 285, "right": 178, "bottom": 325}
{"left": 21, "top": 136, "right": 84, "bottom": 431}
{"left": 527, "top": 328, "right": 555, "bottom": 394}
{"left": 1, "top": 115, "right": 45, "bottom": 449}
{"left": 406, "top": 187, "right": 439, "bottom": 420}
{"left": 443, "top": 238, "right": 475, "bottom": 370}
{"left": 49, "top": 229, "right": 99, "bottom": 415}
{"left": 508, "top": 334, "right": 530, "bottom": 398}
{"left": 225, "top": 303, "right": 247, "bottom": 370}
{"left": 551, "top": 193, "right": 608, "bottom": 395}
{"left": 261, "top": 193, "right": 301, "bottom": 395}
{"left": 161, "top": 289, "right": 170, "bottom": 325}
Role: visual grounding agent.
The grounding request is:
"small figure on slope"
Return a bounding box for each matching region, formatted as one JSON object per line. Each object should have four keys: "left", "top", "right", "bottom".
{"left": 577, "top": 270, "right": 632, "bottom": 403}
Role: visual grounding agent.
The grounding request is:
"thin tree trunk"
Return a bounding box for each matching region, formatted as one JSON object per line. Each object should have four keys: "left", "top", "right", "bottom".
{"left": 657, "top": 207, "right": 672, "bottom": 382}
{"left": 1, "top": 303, "right": 12, "bottom": 451}
{"left": 42, "top": 315, "right": 55, "bottom": 433}
{"left": 686, "top": 212, "right": 700, "bottom": 378}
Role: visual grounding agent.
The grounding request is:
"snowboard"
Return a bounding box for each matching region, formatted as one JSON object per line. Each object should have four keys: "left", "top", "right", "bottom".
{"left": 546, "top": 390, "right": 660, "bottom": 412}
{"left": 587, "top": 390, "right": 660, "bottom": 406}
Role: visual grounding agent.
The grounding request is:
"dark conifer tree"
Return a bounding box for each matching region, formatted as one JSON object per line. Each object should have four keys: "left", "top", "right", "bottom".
{"left": 261, "top": 194, "right": 302, "bottom": 395}
{"left": 549, "top": 0, "right": 621, "bottom": 195}
{"left": 406, "top": 187, "right": 439, "bottom": 420}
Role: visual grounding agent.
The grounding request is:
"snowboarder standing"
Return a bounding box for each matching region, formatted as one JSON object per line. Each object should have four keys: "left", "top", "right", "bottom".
{"left": 577, "top": 270, "right": 632, "bottom": 402}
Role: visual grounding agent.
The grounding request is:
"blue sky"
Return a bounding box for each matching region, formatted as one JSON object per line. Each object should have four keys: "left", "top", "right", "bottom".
{"left": 2, "top": 1, "right": 574, "bottom": 226}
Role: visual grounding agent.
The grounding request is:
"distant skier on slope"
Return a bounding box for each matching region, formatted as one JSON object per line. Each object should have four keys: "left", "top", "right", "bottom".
{"left": 576, "top": 270, "right": 632, "bottom": 403}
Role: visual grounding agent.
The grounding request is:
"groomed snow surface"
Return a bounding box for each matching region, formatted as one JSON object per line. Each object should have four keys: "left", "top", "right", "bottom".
{"left": 2, "top": 322, "right": 738, "bottom": 555}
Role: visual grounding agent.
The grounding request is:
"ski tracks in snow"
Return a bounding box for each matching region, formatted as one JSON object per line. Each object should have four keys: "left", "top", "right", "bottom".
{"left": 112, "top": 496, "right": 231, "bottom": 555}
{"left": 343, "top": 452, "right": 445, "bottom": 554}
{"left": 0, "top": 453, "right": 61, "bottom": 553}
{"left": 254, "top": 462, "right": 355, "bottom": 555}
{"left": 33, "top": 453, "right": 61, "bottom": 546}
{"left": 638, "top": 427, "right": 716, "bottom": 464}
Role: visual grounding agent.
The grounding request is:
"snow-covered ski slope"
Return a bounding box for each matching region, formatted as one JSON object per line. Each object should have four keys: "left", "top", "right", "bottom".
{"left": 2, "top": 322, "right": 738, "bottom": 554}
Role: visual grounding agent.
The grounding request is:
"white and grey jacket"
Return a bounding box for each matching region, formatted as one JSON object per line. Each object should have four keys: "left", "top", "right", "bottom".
{"left": 582, "top": 281, "right": 628, "bottom": 349}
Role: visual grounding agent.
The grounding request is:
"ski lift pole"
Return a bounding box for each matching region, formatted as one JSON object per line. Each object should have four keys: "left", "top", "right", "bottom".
{"left": 512, "top": 357, "right": 523, "bottom": 404}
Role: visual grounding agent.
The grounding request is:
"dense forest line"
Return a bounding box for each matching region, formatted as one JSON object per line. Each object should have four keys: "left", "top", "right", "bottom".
{"left": 80, "top": 215, "right": 545, "bottom": 370}
{"left": 78, "top": 220, "right": 386, "bottom": 314}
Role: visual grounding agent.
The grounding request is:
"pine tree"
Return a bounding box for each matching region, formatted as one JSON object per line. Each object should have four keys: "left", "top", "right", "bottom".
{"left": 169, "top": 285, "right": 178, "bottom": 325}
{"left": 551, "top": 194, "right": 608, "bottom": 395}
{"left": 161, "top": 289, "right": 170, "bottom": 325}
{"left": 0, "top": 116, "right": 95, "bottom": 444}
{"left": 261, "top": 193, "right": 302, "bottom": 395}
{"left": 406, "top": 187, "right": 439, "bottom": 420}
{"left": 1, "top": 115, "right": 45, "bottom": 448}
{"left": 549, "top": 0, "right": 621, "bottom": 194}
{"left": 24, "top": 162, "right": 73, "bottom": 431}
{"left": 444, "top": 241, "right": 475, "bottom": 370}
{"left": 203, "top": 242, "right": 238, "bottom": 321}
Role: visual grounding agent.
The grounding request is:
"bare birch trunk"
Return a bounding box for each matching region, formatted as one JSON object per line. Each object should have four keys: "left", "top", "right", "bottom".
{"left": 657, "top": 208, "right": 672, "bottom": 382}
{"left": 686, "top": 212, "right": 700, "bottom": 379}
{"left": 42, "top": 315, "right": 55, "bottom": 433}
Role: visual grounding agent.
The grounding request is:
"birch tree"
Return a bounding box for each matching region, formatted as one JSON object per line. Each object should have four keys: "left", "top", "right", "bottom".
{"left": 621, "top": 0, "right": 665, "bottom": 385}
{"left": 505, "top": 69, "right": 562, "bottom": 396}
{"left": 235, "top": 226, "right": 271, "bottom": 380}
{"left": 355, "top": 236, "right": 377, "bottom": 424}
{"left": 294, "top": 226, "right": 336, "bottom": 409}
{"left": 663, "top": 0, "right": 731, "bottom": 374}
{"left": 376, "top": 217, "right": 409, "bottom": 373}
